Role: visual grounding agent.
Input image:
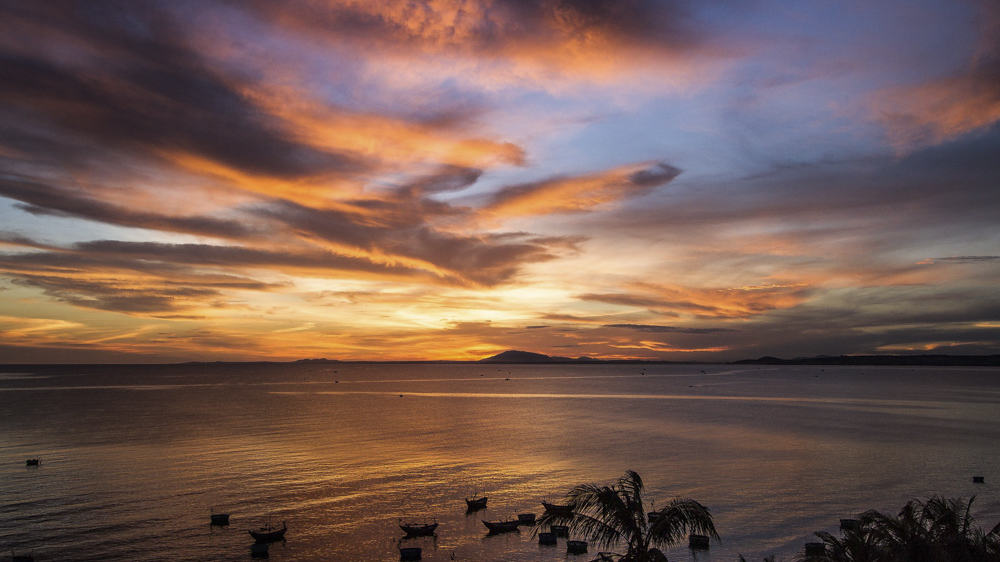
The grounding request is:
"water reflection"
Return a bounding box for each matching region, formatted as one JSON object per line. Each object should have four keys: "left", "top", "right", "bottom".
{"left": 0, "top": 364, "right": 998, "bottom": 560}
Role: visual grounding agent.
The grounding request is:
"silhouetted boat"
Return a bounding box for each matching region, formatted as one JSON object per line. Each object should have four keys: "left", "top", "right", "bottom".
{"left": 25, "top": 459, "right": 39, "bottom": 467}
{"left": 482, "top": 519, "right": 520, "bottom": 533}
{"left": 249, "top": 520, "right": 287, "bottom": 542}
{"left": 399, "top": 521, "right": 437, "bottom": 536}
{"left": 465, "top": 496, "right": 488, "bottom": 510}
{"left": 567, "top": 539, "right": 588, "bottom": 554}
{"left": 840, "top": 518, "right": 860, "bottom": 531}
{"left": 210, "top": 509, "right": 230, "bottom": 525}
{"left": 551, "top": 524, "right": 569, "bottom": 537}
{"left": 542, "top": 501, "right": 573, "bottom": 515}
{"left": 973, "top": 476, "right": 985, "bottom": 483}
{"left": 517, "top": 513, "right": 536, "bottom": 525}
{"left": 804, "top": 542, "right": 826, "bottom": 556}
{"left": 538, "top": 531, "right": 557, "bottom": 545}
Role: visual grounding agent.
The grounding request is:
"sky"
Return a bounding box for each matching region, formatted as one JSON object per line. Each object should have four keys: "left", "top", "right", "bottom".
{"left": 1, "top": 0, "right": 998, "bottom": 362}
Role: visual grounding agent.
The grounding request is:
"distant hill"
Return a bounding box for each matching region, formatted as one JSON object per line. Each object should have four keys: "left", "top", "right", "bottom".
{"left": 733, "top": 354, "right": 1000, "bottom": 366}
{"left": 479, "top": 350, "right": 597, "bottom": 363}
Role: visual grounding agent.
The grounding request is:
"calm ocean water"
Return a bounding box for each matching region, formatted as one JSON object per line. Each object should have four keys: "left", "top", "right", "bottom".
{"left": 1, "top": 363, "right": 997, "bottom": 561}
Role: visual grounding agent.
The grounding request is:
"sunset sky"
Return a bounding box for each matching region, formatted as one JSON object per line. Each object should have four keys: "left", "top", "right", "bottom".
{"left": 1, "top": 0, "right": 998, "bottom": 362}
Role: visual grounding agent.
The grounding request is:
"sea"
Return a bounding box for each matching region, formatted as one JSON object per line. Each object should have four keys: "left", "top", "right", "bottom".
{"left": 1, "top": 363, "right": 997, "bottom": 561}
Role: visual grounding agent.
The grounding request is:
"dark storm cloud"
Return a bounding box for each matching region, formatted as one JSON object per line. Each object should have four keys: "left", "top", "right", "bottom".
{"left": 0, "top": 1, "right": 362, "bottom": 179}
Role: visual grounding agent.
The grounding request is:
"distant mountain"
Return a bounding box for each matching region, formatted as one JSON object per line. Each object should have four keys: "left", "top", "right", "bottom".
{"left": 733, "top": 354, "right": 1000, "bottom": 366}
{"left": 479, "top": 350, "right": 597, "bottom": 363}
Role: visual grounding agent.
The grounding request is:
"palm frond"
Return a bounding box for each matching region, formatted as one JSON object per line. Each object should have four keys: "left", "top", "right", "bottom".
{"left": 648, "top": 497, "right": 719, "bottom": 546}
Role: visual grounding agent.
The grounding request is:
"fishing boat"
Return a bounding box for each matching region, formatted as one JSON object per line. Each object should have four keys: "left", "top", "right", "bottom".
{"left": 465, "top": 495, "right": 488, "bottom": 510}
{"left": 210, "top": 508, "right": 230, "bottom": 525}
{"left": 399, "top": 520, "right": 438, "bottom": 536}
{"left": 482, "top": 519, "right": 520, "bottom": 533}
{"left": 541, "top": 501, "right": 573, "bottom": 515}
{"left": 249, "top": 520, "right": 287, "bottom": 542}
{"left": 517, "top": 513, "right": 536, "bottom": 525}
{"left": 805, "top": 542, "right": 826, "bottom": 556}
{"left": 25, "top": 459, "right": 39, "bottom": 467}
{"left": 566, "top": 539, "right": 588, "bottom": 554}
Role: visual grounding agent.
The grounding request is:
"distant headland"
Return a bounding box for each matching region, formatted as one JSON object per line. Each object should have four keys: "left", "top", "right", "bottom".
{"left": 477, "top": 350, "right": 1000, "bottom": 366}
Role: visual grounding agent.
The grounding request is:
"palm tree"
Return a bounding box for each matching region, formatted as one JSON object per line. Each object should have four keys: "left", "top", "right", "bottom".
{"left": 811, "top": 510, "right": 889, "bottom": 562}
{"left": 536, "top": 470, "right": 719, "bottom": 562}
{"left": 803, "top": 496, "right": 1000, "bottom": 562}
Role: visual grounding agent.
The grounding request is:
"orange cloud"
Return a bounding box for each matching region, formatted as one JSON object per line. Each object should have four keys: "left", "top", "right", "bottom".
{"left": 483, "top": 162, "right": 680, "bottom": 218}
{"left": 874, "top": 3, "right": 1000, "bottom": 150}
{"left": 249, "top": 0, "right": 724, "bottom": 89}
{"left": 581, "top": 281, "right": 812, "bottom": 319}
{"left": 247, "top": 87, "right": 525, "bottom": 171}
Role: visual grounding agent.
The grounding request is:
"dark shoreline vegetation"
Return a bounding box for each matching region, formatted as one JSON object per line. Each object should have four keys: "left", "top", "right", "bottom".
{"left": 537, "top": 471, "right": 1000, "bottom": 562}
{"left": 745, "top": 496, "right": 1000, "bottom": 562}
{"left": 2, "top": 351, "right": 999, "bottom": 367}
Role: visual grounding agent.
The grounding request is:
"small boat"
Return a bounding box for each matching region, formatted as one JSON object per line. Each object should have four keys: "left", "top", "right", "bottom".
{"left": 25, "top": 459, "right": 39, "bottom": 467}
{"left": 517, "top": 513, "right": 536, "bottom": 525}
{"left": 542, "top": 501, "right": 573, "bottom": 515}
{"left": 973, "top": 476, "right": 985, "bottom": 483}
{"left": 840, "top": 518, "right": 860, "bottom": 532}
{"left": 689, "top": 534, "right": 710, "bottom": 549}
{"left": 551, "top": 524, "right": 569, "bottom": 537}
{"left": 804, "top": 542, "right": 826, "bottom": 556}
{"left": 567, "top": 539, "right": 588, "bottom": 554}
{"left": 399, "top": 521, "right": 438, "bottom": 536}
{"left": 465, "top": 496, "right": 488, "bottom": 511}
{"left": 482, "top": 519, "right": 520, "bottom": 534}
{"left": 399, "top": 546, "right": 422, "bottom": 561}
{"left": 249, "top": 520, "right": 287, "bottom": 543}
{"left": 538, "top": 531, "right": 557, "bottom": 545}
{"left": 210, "top": 509, "right": 230, "bottom": 526}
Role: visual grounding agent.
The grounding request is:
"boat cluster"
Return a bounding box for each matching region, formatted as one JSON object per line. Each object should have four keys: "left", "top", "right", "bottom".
{"left": 208, "top": 510, "right": 286, "bottom": 559}
{"left": 394, "top": 495, "right": 593, "bottom": 560}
